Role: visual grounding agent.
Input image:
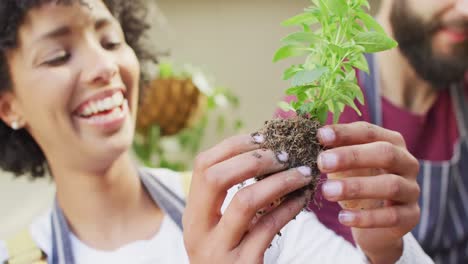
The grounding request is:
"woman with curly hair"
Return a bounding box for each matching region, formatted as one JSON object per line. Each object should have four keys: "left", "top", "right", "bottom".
{"left": 0, "top": 0, "right": 433, "bottom": 263}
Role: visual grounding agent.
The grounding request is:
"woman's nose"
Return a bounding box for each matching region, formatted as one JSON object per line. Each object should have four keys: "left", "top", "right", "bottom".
{"left": 81, "top": 45, "right": 119, "bottom": 86}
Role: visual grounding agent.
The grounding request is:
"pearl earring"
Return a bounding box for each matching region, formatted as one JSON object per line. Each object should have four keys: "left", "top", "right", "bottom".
{"left": 11, "top": 121, "right": 20, "bottom": 130}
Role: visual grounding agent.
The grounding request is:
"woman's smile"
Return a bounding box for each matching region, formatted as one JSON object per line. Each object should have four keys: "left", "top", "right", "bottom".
{"left": 74, "top": 89, "right": 129, "bottom": 133}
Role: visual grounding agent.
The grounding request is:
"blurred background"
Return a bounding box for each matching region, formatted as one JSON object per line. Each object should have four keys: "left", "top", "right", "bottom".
{"left": 0, "top": 0, "right": 381, "bottom": 238}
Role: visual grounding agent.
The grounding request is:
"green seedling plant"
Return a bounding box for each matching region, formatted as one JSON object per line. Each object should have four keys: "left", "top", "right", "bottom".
{"left": 274, "top": 0, "right": 397, "bottom": 124}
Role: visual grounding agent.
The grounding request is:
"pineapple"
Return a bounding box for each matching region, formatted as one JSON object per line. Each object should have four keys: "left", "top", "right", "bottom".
{"left": 137, "top": 77, "right": 206, "bottom": 136}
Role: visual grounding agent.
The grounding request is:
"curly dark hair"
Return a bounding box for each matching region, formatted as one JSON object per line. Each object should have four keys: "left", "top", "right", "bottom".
{"left": 0, "top": 0, "right": 157, "bottom": 178}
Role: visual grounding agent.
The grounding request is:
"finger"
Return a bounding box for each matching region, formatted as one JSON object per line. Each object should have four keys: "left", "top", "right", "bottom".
{"left": 317, "top": 141, "right": 419, "bottom": 177}
{"left": 239, "top": 192, "right": 310, "bottom": 260}
{"left": 322, "top": 175, "right": 420, "bottom": 203}
{"left": 338, "top": 204, "right": 420, "bottom": 229}
{"left": 317, "top": 122, "right": 406, "bottom": 148}
{"left": 206, "top": 149, "right": 289, "bottom": 192}
{"left": 193, "top": 134, "right": 264, "bottom": 171}
{"left": 188, "top": 149, "right": 288, "bottom": 233}
{"left": 217, "top": 166, "right": 313, "bottom": 250}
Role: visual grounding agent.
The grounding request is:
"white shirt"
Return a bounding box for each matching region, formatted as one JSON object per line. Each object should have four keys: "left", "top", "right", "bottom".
{"left": 0, "top": 168, "right": 433, "bottom": 264}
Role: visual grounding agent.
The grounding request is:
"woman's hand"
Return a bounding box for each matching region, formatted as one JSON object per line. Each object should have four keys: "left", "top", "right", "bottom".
{"left": 183, "top": 134, "right": 313, "bottom": 264}
{"left": 317, "top": 122, "right": 421, "bottom": 264}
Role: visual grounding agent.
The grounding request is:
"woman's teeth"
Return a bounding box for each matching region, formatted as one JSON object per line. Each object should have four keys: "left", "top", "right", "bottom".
{"left": 80, "top": 92, "right": 125, "bottom": 117}
{"left": 86, "top": 103, "right": 126, "bottom": 124}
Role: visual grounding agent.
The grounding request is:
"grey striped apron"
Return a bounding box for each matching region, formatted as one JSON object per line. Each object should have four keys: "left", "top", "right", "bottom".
{"left": 361, "top": 54, "right": 468, "bottom": 263}
{"left": 49, "top": 169, "right": 185, "bottom": 264}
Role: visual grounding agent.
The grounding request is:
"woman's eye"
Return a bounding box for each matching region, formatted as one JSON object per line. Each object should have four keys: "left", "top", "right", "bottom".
{"left": 103, "top": 41, "right": 122, "bottom": 50}
{"left": 43, "top": 52, "right": 71, "bottom": 66}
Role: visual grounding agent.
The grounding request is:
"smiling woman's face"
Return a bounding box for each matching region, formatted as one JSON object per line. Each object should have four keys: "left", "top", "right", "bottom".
{"left": 4, "top": 0, "right": 140, "bottom": 172}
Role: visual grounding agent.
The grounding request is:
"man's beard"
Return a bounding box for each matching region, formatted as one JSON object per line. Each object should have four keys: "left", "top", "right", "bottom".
{"left": 390, "top": 1, "right": 468, "bottom": 89}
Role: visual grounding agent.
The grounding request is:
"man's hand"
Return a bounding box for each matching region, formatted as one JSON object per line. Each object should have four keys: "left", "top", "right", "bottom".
{"left": 317, "top": 122, "right": 421, "bottom": 264}
{"left": 183, "top": 134, "right": 313, "bottom": 264}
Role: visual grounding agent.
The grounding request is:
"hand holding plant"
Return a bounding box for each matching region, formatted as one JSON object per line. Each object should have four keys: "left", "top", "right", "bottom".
{"left": 264, "top": 1, "right": 420, "bottom": 262}
{"left": 253, "top": 0, "right": 397, "bottom": 204}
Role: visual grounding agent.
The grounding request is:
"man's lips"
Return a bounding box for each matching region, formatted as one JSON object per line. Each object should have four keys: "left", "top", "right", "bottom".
{"left": 438, "top": 28, "right": 468, "bottom": 43}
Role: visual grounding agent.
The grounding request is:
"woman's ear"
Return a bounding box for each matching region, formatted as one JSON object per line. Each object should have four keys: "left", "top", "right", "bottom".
{"left": 0, "top": 91, "right": 25, "bottom": 130}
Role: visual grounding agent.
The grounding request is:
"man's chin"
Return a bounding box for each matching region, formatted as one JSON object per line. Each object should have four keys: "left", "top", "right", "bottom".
{"left": 432, "top": 37, "right": 468, "bottom": 58}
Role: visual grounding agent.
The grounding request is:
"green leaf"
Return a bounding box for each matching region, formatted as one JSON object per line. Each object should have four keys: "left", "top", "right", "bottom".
{"left": 291, "top": 67, "right": 328, "bottom": 87}
{"left": 355, "top": 32, "right": 398, "bottom": 53}
{"left": 286, "top": 85, "right": 316, "bottom": 95}
{"left": 317, "top": 0, "right": 330, "bottom": 15}
{"left": 329, "top": 101, "right": 344, "bottom": 124}
{"left": 278, "top": 101, "right": 295, "bottom": 112}
{"left": 234, "top": 119, "right": 244, "bottom": 131}
{"left": 207, "top": 96, "right": 216, "bottom": 109}
{"left": 357, "top": 11, "right": 385, "bottom": 34}
{"left": 338, "top": 80, "right": 365, "bottom": 105}
{"left": 360, "top": 0, "right": 370, "bottom": 10}
{"left": 329, "top": 0, "right": 348, "bottom": 16}
{"left": 338, "top": 93, "right": 362, "bottom": 115}
{"left": 350, "top": 53, "right": 369, "bottom": 73}
{"left": 337, "top": 102, "right": 345, "bottom": 112}
{"left": 159, "top": 62, "right": 173, "bottom": 79}
{"left": 291, "top": 101, "right": 302, "bottom": 110}
{"left": 283, "top": 65, "right": 305, "bottom": 80}
{"left": 296, "top": 92, "right": 308, "bottom": 102}
{"left": 345, "top": 69, "right": 357, "bottom": 82}
{"left": 326, "top": 100, "right": 339, "bottom": 117}
{"left": 281, "top": 32, "right": 322, "bottom": 45}
{"left": 343, "top": 64, "right": 354, "bottom": 74}
{"left": 304, "top": 53, "right": 321, "bottom": 69}
{"left": 352, "top": 44, "right": 366, "bottom": 53}
{"left": 282, "top": 11, "right": 319, "bottom": 26}
{"left": 273, "top": 45, "right": 309, "bottom": 62}
{"left": 328, "top": 44, "right": 345, "bottom": 58}
{"left": 316, "top": 104, "right": 329, "bottom": 124}
{"left": 336, "top": 70, "right": 346, "bottom": 79}
{"left": 352, "top": 86, "right": 365, "bottom": 105}
{"left": 298, "top": 102, "right": 315, "bottom": 114}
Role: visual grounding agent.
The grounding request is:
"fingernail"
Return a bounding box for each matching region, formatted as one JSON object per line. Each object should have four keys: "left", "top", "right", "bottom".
{"left": 322, "top": 181, "right": 343, "bottom": 198}
{"left": 318, "top": 152, "right": 338, "bottom": 170}
{"left": 277, "top": 151, "right": 289, "bottom": 163}
{"left": 252, "top": 133, "right": 265, "bottom": 144}
{"left": 318, "top": 127, "right": 336, "bottom": 144}
{"left": 297, "top": 166, "right": 312, "bottom": 177}
{"left": 339, "top": 211, "right": 356, "bottom": 224}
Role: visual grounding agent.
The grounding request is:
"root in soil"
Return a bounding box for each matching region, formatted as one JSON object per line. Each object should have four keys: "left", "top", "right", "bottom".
{"left": 253, "top": 116, "right": 324, "bottom": 203}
